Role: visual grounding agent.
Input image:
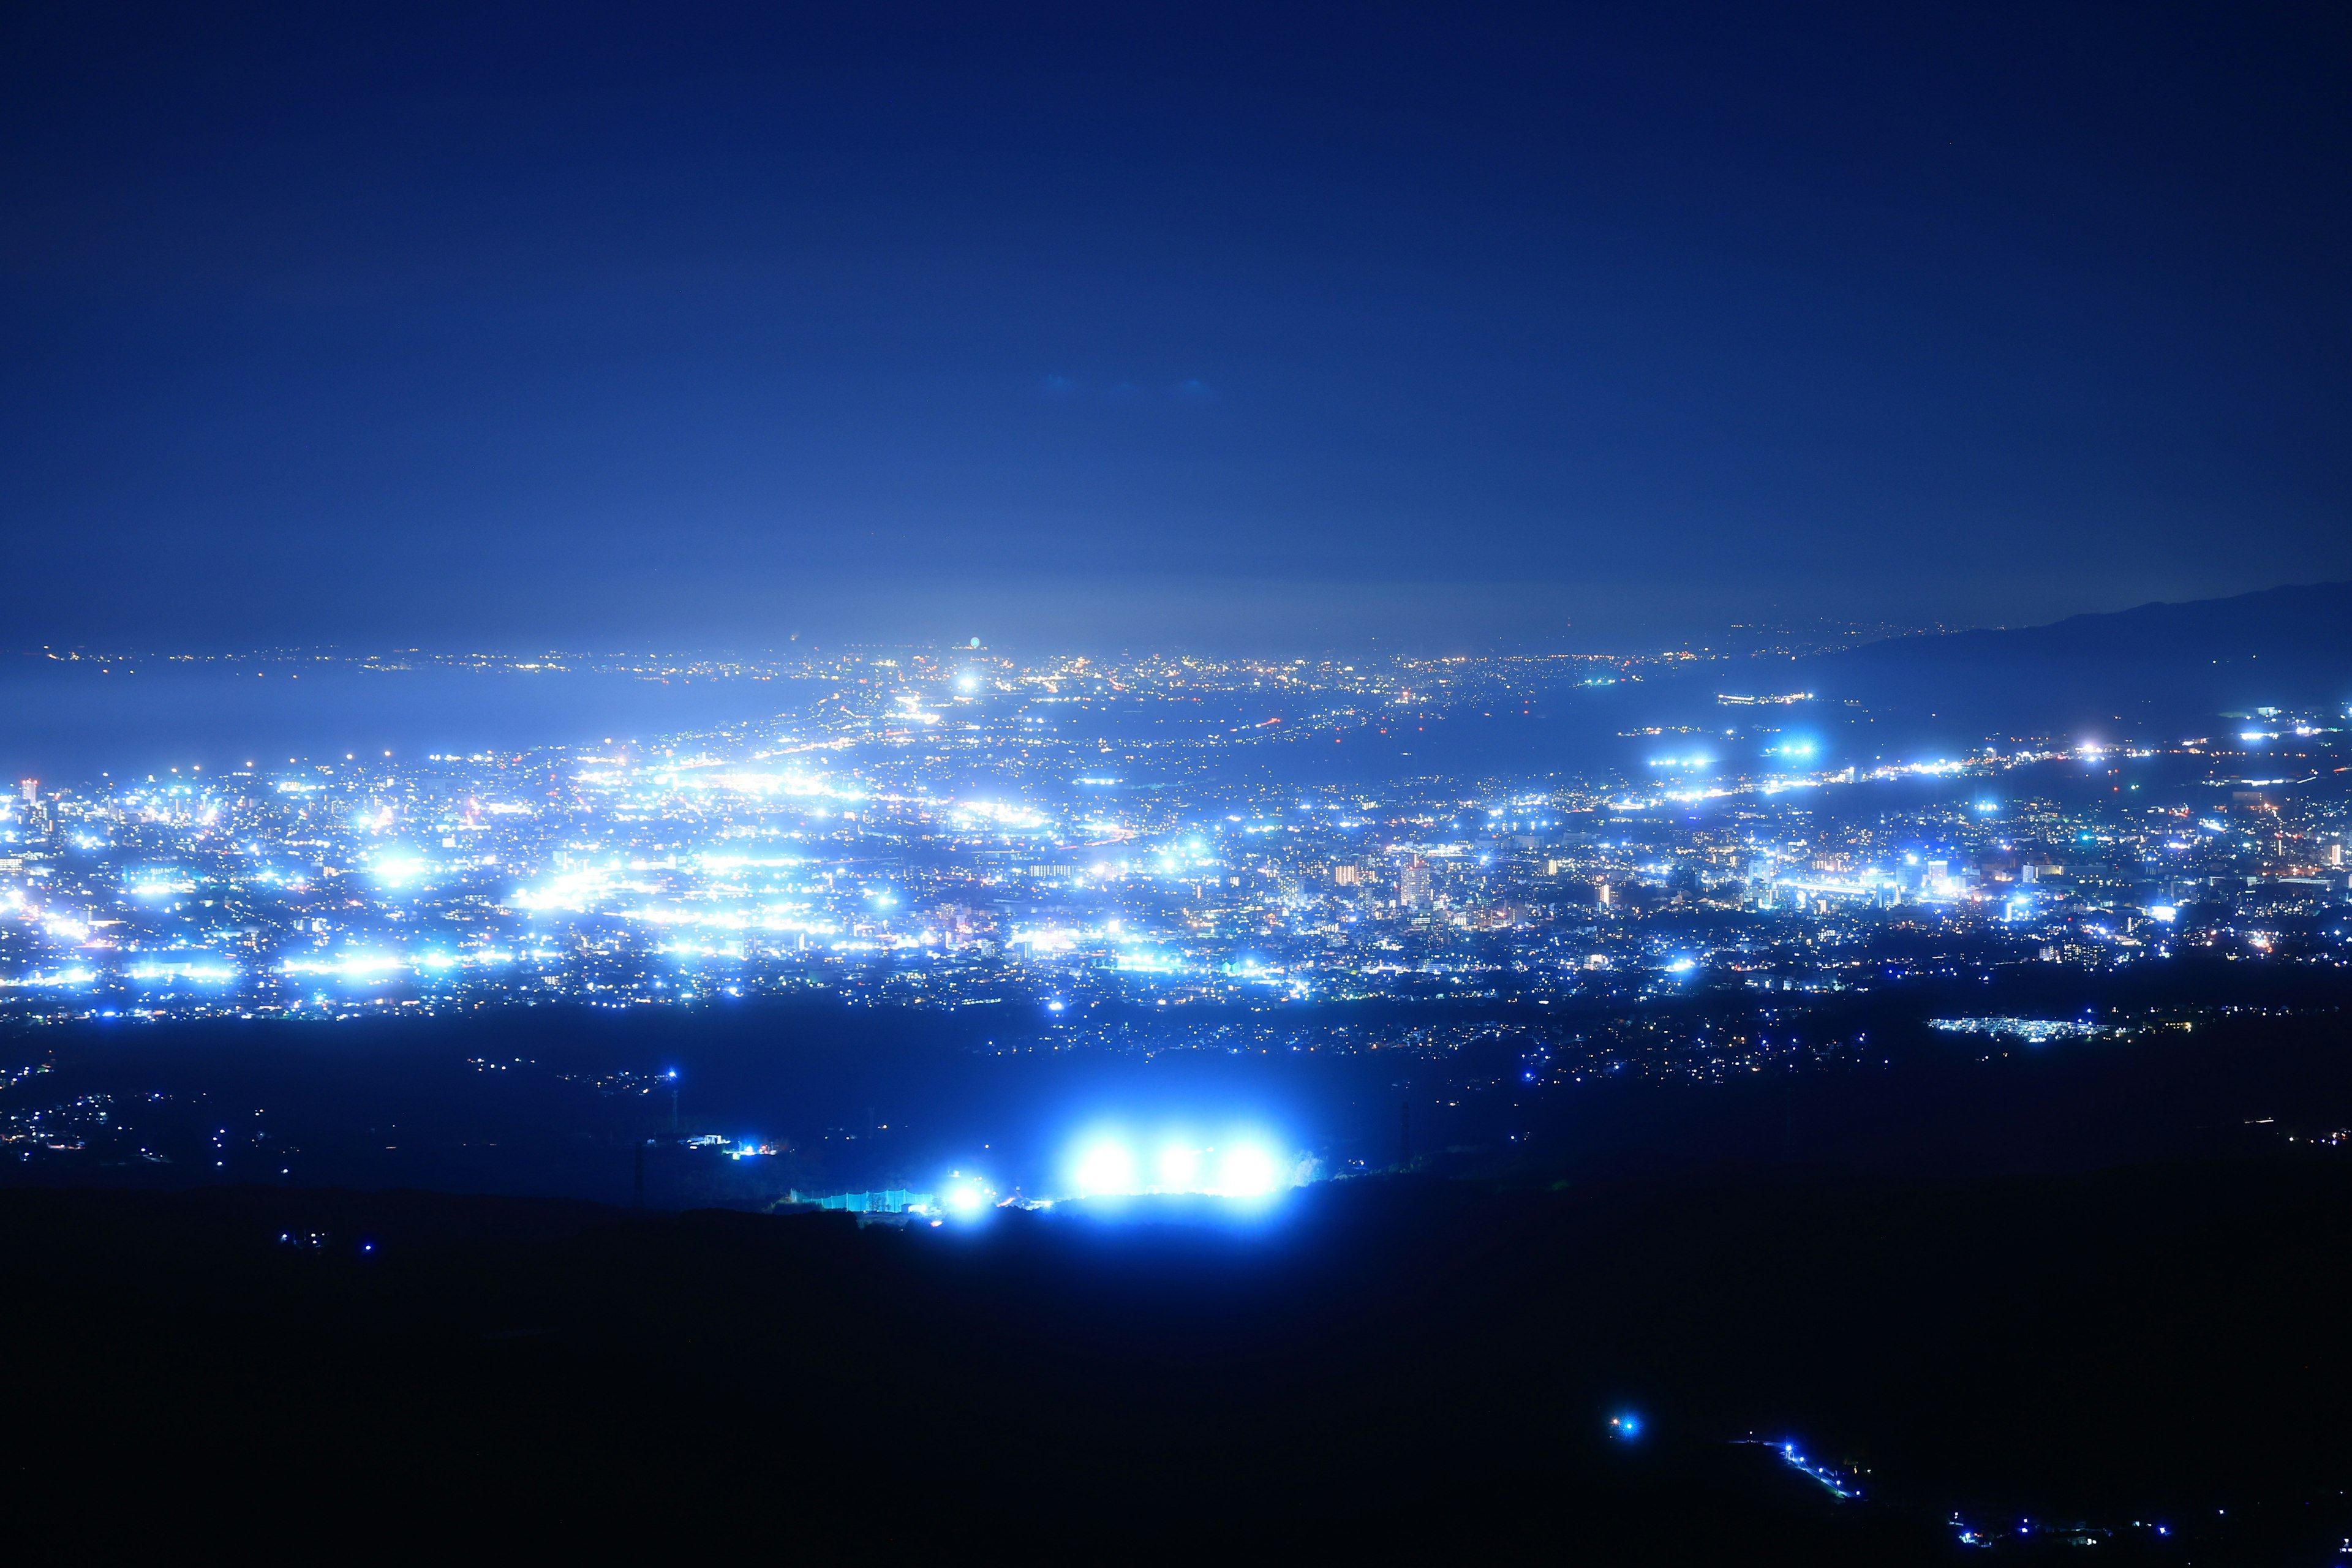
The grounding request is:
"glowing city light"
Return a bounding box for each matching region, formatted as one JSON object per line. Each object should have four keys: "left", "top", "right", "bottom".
{"left": 126, "top": 960, "right": 239, "bottom": 984}
{"left": 6, "top": 645, "right": 2339, "bottom": 1054}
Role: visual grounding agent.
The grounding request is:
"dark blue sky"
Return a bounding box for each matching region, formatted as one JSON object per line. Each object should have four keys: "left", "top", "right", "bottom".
{"left": 4, "top": 2, "right": 2347, "bottom": 650}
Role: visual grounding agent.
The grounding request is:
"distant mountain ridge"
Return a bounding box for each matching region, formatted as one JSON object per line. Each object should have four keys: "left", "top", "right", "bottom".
{"left": 1792, "top": 582, "right": 2352, "bottom": 741}
{"left": 1845, "top": 581, "right": 2352, "bottom": 673}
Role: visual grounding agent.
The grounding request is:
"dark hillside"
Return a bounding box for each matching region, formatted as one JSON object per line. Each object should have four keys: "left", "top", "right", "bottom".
{"left": 5, "top": 1158, "right": 2350, "bottom": 1561}
{"left": 1794, "top": 581, "right": 2352, "bottom": 741}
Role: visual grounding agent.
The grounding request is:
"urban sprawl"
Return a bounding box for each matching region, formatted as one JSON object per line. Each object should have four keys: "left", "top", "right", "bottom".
{"left": 5, "top": 649, "right": 2348, "bottom": 1054}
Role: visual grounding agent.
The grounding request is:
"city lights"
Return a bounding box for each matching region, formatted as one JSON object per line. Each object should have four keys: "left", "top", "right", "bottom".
{"left": 0, "top": 647, "right": 2341, "bottom": 1033}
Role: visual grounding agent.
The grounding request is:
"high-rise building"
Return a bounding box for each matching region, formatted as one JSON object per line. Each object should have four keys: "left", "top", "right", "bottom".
{"left": 1398, "top": 858, "right": 1432, "bottom": 910}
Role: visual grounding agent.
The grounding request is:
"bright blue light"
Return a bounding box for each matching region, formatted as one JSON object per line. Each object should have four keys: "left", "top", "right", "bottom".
{"left": 1158, "top": 1143, "right": 1202, "bottom": 1189}
{"left": 1609, "top": 1412, "right": 1642, "bottom": 1438}
{"left": 1076, "top": 1140, "right": 1137, "bottom": 1196}
{"left": 946, "top": 1184, "right": 986, "bottom": 1216}
{"left": 1218, "top": 1143, "right": 1280, "bottom": 1196}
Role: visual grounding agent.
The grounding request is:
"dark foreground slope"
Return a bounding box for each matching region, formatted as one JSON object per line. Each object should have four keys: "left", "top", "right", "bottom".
{"left": 5, "top": 1159, "right": 2350, "bottom": 1561}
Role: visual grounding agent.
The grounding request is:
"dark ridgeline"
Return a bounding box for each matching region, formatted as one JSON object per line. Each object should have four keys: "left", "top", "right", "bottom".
{"left": 1793, "top": 580, "right": 2352, "bottom": 738}
{"left": 3, "top": 1154, "right": 2348, "bottom": 1560}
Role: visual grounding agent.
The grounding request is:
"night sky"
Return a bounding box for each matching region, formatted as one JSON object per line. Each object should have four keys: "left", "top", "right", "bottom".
{"left": 4, "top": 2, "right": 2347, "bottom": 650}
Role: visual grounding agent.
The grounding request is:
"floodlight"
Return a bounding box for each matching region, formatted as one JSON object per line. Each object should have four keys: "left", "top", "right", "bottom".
{"left": 1158, "top": 1144, "right": 1202, "bottom": 1190}
{"left": 1076, "top": 1140, "right": 1137, "bottom": 1196}
{"left": 1218, "top": 1144, "right": 1280, "bottom": 1196}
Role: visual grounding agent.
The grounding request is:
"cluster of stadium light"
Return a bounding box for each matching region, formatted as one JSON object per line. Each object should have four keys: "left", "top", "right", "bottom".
{"left": 1069, "top": 1134, "right": 1287, "bottom": 1199}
